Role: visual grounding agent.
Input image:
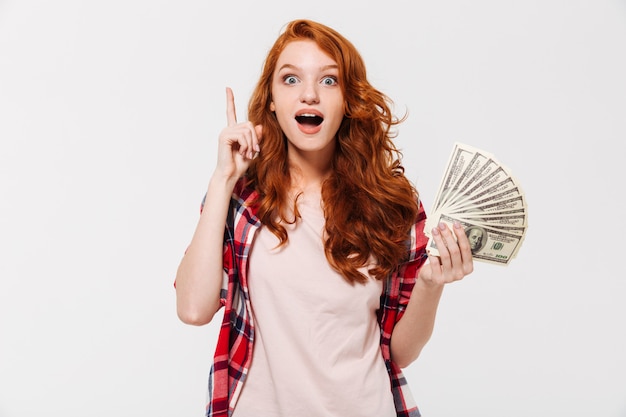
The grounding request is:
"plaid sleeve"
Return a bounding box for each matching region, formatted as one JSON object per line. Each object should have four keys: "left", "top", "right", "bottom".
{"left": 377, "top": 199, "right": 428, "bottom": 417}
{"left": 221, "top": 214, "right": 234, "bottom": 307}
{"left": 379, "top": 198, "right": 428, "bottom": 355}
{"left": 395, "top": 199, "right": 429, "bottom": 320}
{"left": 206, "top": 180, "right": 260, "bottom": 417}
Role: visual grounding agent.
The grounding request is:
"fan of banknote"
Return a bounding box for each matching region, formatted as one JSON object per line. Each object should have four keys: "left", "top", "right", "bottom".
{"left": 424, "top": 142, "right": 528, "bottom": 266}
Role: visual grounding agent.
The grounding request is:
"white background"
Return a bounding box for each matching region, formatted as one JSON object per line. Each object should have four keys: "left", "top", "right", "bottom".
{"left": 1, "top": 1, "right": 625, "bottom": 416}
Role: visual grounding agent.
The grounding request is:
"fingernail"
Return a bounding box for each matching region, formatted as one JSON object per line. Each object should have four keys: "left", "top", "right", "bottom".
{"left": 454, "top": 221, "right": 462, "bottom": 229}
{"left": 432, "top": 227, "right": 440, "bottom": 235}
{"left": 254, "top": 144, "right": 260, "bottom": 152}
{"left": 438, "top": 222, "right": 447, "bottom": 231}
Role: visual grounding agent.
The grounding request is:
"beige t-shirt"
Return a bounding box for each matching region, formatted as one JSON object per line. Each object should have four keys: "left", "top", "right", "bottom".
{"left": 232, "top": 192, "right": 396, "bottom": 417}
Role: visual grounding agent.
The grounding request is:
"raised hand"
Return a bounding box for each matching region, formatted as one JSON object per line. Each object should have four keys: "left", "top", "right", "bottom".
{"left": 215, "top": 87, "right": 263, "bottom": 181}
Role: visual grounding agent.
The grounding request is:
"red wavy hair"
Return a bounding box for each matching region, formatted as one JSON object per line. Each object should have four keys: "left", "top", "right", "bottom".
{"left": 246, "top": 19, "right": 419, "bottom": 283}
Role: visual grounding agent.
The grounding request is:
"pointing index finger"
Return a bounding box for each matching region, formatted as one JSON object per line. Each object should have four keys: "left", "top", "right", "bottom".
{"left": 226, "top": 87, "right": 237, "bottom": 127}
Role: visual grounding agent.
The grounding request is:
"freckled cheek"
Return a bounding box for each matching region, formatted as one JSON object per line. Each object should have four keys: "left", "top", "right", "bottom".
{"left": 327, "top": 104, "right": 345, "bottom": 131}
{"left": 275, "top": 112, "right": 294, "bottom": 133}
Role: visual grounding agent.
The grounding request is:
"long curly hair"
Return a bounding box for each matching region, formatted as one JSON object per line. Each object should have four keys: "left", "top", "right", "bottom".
{"left": 246, "top": 19, "right": 419, "bottom": 283}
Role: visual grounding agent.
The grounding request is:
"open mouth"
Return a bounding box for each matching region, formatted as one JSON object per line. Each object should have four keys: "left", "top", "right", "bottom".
{"left": 295, "top": 114, "right": 324, "bottom": 127}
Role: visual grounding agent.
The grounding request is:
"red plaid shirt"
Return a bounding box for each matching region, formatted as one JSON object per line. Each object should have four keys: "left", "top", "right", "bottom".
{"left": 204, "top": 179, "right": 428, "bottom": 417}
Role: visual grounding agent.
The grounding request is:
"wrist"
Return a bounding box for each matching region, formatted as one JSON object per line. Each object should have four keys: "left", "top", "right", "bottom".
{"left": 209, "top": 171, "right": 240, "bottom": 192}
{"left": 415, "top": 272, "right": 445, "bottom": 293}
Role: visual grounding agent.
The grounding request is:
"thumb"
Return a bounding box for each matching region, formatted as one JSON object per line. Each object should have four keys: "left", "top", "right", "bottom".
{"left": 254, "top": 125, "right": 263, "bottom": 152}
{"left": 255, "top": 124, "right": 263, "bottom": 140}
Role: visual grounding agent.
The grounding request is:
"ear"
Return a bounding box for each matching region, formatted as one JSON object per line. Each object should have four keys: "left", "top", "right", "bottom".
{"left": 270, "top": 101, "right": 275, "bottom": 112}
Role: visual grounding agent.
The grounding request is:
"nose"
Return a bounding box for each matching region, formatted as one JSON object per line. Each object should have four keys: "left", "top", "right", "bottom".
{"left": 299, "top": 82, "right": 320, "bottom": 104}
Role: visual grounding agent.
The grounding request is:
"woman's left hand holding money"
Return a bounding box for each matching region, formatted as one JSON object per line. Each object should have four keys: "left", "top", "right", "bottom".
{"left": 419, "top": 221, "right": 474, "bottom": 286}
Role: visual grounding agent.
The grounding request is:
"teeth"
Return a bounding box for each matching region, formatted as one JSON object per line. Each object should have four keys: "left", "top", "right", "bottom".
{"left": 299, "top": 113, "right": 317, "bottom": 117}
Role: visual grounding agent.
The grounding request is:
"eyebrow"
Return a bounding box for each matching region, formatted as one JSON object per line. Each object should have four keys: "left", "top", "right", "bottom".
{"left": 277, "top": 64, "right": 339, "bottom": 72}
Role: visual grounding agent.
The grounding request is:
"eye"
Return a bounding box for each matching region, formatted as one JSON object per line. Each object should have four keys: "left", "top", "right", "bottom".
{"left": 322, "top": 76, "right": 338, "bottom": 86}
{"left": 283, "top": 75, "right": 298, "bottom": 85}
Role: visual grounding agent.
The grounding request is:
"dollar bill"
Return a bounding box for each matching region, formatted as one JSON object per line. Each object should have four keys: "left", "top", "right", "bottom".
{"left": 427, "top": 143, "right": 486, "bottom": 228}
{"left": 425, "top": 142, "right": 528, "bottom": 266}
{"left": 426, "top": 215, "right": 526, "bottom": 265}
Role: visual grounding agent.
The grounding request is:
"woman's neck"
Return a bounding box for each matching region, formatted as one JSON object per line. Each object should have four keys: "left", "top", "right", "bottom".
{"left": 287, "top": 152, "right": 333, "bottom": 195}
{"left": 289, "top": 167, "right": 327, "bottom": 195}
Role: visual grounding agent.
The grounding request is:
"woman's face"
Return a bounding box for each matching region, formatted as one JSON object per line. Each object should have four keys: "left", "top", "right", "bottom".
{"left": 270, "top": 40, "right": 344, "bottom": 164}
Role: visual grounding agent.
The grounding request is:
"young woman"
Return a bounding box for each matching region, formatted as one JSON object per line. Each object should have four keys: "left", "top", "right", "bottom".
{"left": 175, "top": 19, "right": 474, "bottom": 417}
